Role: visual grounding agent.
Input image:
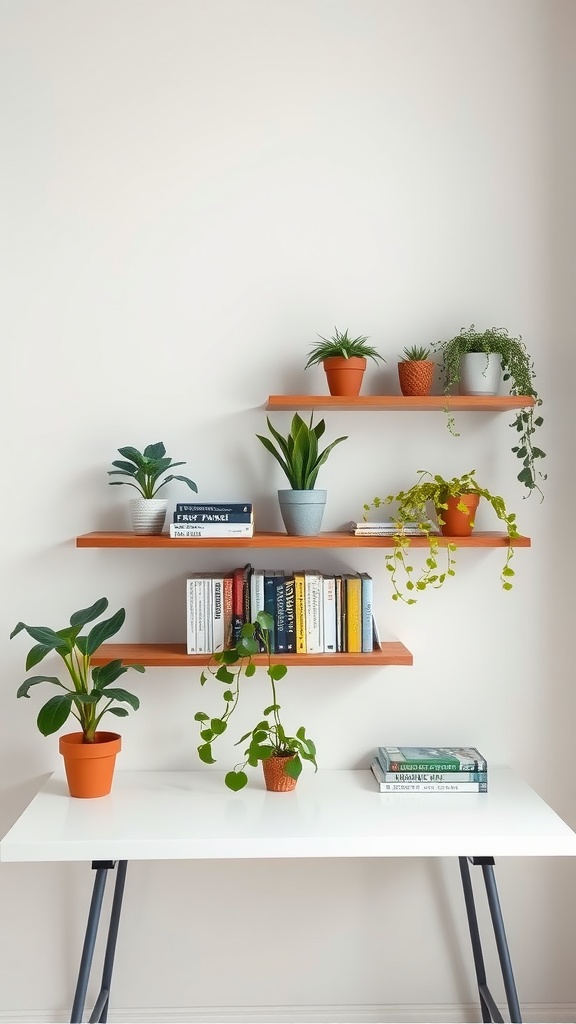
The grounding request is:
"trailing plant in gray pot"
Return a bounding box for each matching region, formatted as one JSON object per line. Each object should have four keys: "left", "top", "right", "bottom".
{"left": 256, "top": 413, "right": 347, "bottom": 535}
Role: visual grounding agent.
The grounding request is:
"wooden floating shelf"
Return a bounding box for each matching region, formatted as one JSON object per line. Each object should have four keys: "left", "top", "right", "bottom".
{"left": 265, "top": 395, "right": 536, "bottom": 412}
{"left": 92, "top": 642, "right": 413, "bottom": 668}
{"left": 77, "top": 531, "right": 530, "bottom": 549}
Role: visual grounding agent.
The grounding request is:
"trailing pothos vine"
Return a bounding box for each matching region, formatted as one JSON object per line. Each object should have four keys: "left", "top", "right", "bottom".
{"left": 195, "top": 612, "right": 317, "bottom": 791}
{"left": 434, "top": 326, "right": 546, "bottom": 500}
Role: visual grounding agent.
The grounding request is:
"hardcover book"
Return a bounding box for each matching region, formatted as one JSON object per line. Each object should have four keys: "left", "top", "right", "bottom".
{"left": 343, "top": 572, "right": 362, "bottom": 653}
{"left": 173, "top": 512, "right": 253, "bottom": 523}
{"left": 293, "top": 570, "right": 306, "bottom": 654}
{"left": 175, "top": 503, "right": 253, "bottom": 514}
{"left": 304, "top": 569, "right": 324, "bottom": 653}
{"left": 378, "top": 746, "right": 488, "bottom": 772}
{"left": 370, "top": 759, "right": 487, "bottom": 793}
{"left": 359, "top": 572, "right": 373, "bottom": 653}
{"left": 284, "top": 574, "right": 296, "bottom": 653}
{"left": 169, "top": 523, "right": 253, "bottom": 538}
{"left": 322, "top": 574, "right": 337, "bottom": 653}
{"left": 274, "top": 570, "right": 287, "bottom": 654}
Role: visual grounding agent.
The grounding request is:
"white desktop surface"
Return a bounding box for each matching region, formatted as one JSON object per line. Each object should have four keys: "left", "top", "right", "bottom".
{"left": 2, "top": 768, "right": 576, "bottom": 863}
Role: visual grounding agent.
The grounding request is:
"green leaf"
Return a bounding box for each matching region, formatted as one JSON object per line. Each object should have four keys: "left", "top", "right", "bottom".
{"left": 215, "top": 666, "right": 235, "bottom": 684}
{"left": 69, "top": 598, "right": 109, "bottom": 629}
{"left": 284, "top": 756, "right": 302, "bottom": 779}
{"left": 194, "top": 711, "right": 209, "bottom": 721}
{"left": 210, "top": 718, "right": 227, "bottom": 735}
{"left": 37, "top": 694, "right": 73, "bottom": 736}
{"left": 198, "top": 743, "right": 216, "bottom": 765}
{"left": 107, "top": 707, "right": 129, "bottom": 717}
{"left": 85, "top": 608, "right": 126, "bottom": 656}
{"left": 225, "top": 771, "right": 248, "bottom": 791}
{"left": 269, "top": 664, "right": 287, "bottom": 681}
{"left": 98, "top": 687, "right": 139, "bottom": 710}
{"left": 17, "top": 675, "right": 64, "bottom": 699}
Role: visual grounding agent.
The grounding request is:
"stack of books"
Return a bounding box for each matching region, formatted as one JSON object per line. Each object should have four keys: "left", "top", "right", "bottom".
{"left": 186, "top": 565, "right": 379, "bottom": 656}
{"left": 170, "top": 502, "right": 254, "bottom": 538}
{"left": 370, "top": 746, "right": 488, "bottom": 793}
{"left": 351, "top": 521, "right": 439, "bottom": 537}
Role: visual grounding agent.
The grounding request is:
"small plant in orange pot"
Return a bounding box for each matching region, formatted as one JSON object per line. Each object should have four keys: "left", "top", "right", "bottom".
{"left": 195, "top": 611, "right": 317, "bottom": 792}
{"left": 363, "top": 470, "right": 520, "bottom": 604}
{"left": 11, "top": 598, "right": 144, "bottom": 798}
{"left": 305, "top": 327, "right": 385, "bottom": 396}
{"left": 397, "top": 345, "right": 435, "bottom": 396}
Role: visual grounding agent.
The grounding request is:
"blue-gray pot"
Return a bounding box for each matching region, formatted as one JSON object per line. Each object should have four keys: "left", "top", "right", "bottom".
{"left": 278, "top": 489, "right": 327, "bottom": 536}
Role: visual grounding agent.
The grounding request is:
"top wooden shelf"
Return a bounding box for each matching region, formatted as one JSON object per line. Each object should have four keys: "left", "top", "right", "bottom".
{"left": 265, "top": 395, "right": 536, "bottom": 412}
{"left": 77, "top": 531, "right": 531, "bottom": 549}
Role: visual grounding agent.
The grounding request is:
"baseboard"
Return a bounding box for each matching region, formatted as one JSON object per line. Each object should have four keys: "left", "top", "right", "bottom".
{"left": 1, "top": 1003, "right": 575, "bottom": 1024}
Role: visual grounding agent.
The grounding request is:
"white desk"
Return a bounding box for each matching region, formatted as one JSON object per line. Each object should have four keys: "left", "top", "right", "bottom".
{"left": 3, "top": 768, "right": 576, "bottom": 1023}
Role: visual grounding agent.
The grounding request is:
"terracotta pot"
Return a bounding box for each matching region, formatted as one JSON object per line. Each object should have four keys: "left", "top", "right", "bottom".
{"left": 397, "top": 360, "right": 435, "bottom": 397}
{"left": 59, "top": 731, "right": 121, "bottom": 798}
{"left": 262, "top": 754, "right": 298, "bottom": 792}
{"left": 322, "top": 356, "right": 366, "bottom": 397}
{"left": 438, "top": 494, "right": 480, "bottom": 537}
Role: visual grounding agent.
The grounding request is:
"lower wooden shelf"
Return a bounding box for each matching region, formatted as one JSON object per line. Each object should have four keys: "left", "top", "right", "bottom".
{"left": 77, "top": 531, "right": 530, "bottom": 548}
{"left": 93, "top": 642, "right": 413, "bottom": 667}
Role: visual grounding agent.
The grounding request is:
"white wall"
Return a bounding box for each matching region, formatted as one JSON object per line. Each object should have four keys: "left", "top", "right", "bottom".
{"left": 1, "top": 1, "right": 575, "bottom": 1021}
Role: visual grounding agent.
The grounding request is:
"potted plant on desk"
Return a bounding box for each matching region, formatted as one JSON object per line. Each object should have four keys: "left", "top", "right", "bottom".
{"left": 195, "top": 611, "right": 317, "bottom": 792}
{"left": 10, "top": 597, "right": 144, "bottom": 797}
{"left": 256, "top": 412, "right": 347, "bottom": 535}
{"left": 363, "top": 469, "right": 520, "bottom": 604}
{"left": 304, "top": 326, "right": 385, "bottom": 396}
{"left": 108, "top": 441, "right": 198, "bottom": 534}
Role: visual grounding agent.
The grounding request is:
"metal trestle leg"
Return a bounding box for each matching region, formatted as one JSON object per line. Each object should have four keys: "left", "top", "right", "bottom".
{"left": 70, "top": 860, "right": 128, "bottom": 1024}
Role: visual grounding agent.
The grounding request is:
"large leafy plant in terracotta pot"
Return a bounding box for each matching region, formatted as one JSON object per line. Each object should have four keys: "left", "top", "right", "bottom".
{"left": 11, "top": 597, "right": 144, "bottom": 797}
{"left": 195, "top": 611, "right": 317, "bottom": 792}
{"left": 305, "top": 327, "right": 385, "bottom": 396}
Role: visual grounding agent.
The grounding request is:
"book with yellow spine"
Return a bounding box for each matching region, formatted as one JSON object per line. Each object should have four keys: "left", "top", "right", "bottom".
{"left": 293, "top": 570, "right": 307, "bottom": 654}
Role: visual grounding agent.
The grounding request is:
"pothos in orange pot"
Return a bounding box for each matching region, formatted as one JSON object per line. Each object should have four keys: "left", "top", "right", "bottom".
{"left": 11, "top": 597, "right": 144, "bottom": 797}
{"left": 195, "top": 611, "right": 317, "bottom": 792}
{"left": 363, "top": 469, "right": 520, "bottom": 604}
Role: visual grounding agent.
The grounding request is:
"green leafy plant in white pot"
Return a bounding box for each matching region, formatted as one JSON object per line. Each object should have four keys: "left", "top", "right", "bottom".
{"left": 256, "top": 413, "right": 347, "bottom": 535}
{"left": 108, "top": 441, "right": 198, "bottom": 534}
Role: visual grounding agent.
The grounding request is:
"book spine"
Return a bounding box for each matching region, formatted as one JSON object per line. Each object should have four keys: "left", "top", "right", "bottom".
{"left": 249, "top": 569, "right": 266, "bottom": 650}
{"left": 322, "top": 575, "right": 337, "bottom": 653}
{"left": 173, "top": 512, "right": 253, "bottom": 523}
{"left": 372, "top": 776, "right": 488, "bottom": 793}
{"left": 293, "top": 571, "right": 306, "bottom": 654}
{"left": 284, "top": 574, "right": 296, "bottom": 653}
{"left": 263, "top": 571, "right": 276, "bottom": 653}
{"left": 274, "top": 571, "right": 287, "bottom": 653}
{"left": 175, "top": 503, "right": 253, "bottom": 514}
{"left": 211, "top": 575, "right": 224, "bottom": 652}
{"left": 169, "top": 523, "right": 253, "bottom": 538}
{"left": 195, "top": 576, "right": 212, "bottom": 654}
{"left": 186, "top": 578, "right": 198, "bottom": 654}
{"left": 359, "top": 572, "right": 373, "bottom": 653}
{"left": 378, "top": 747, "right": 488, "bottom": 772}
{"left": 231, "top": 565, "right": 247, "bottom": 645}
{"left": 374, "top": 762, "right": 488, "bottom": 784}
{"left": 222, "top": 574, "right": 233, "bottom": 650}
{"left": 334, "top": 575, "right": 343, "bottom": 652}
{"left": 304, "top": 570, "right": 323, "bottom": 653}
{"left": 344, "top": 573, "right": 362, "bottom": 653}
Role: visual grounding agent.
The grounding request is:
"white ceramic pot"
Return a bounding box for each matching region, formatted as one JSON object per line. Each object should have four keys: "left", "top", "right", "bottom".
{"left": 277, "top": 490, "right": 327, "bottom": 536}
{"left": 129, "top": 498, "right": 168, "bottom": 535}
{"left": 459, "top": 353, "right": 502, "bottom": 395}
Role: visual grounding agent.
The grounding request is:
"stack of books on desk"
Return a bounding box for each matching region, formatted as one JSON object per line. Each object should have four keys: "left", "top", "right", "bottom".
{"left": 170, "top": 502, "right": 254, "bottom": 538}
{"left": 370, "top": 746, "right": 488, "bottom": 793}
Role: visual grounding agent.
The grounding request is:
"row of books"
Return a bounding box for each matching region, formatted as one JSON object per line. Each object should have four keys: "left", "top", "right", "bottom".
{"left": 171, "top": 502, "right": 254, "bottom": 538}
{"left": 370, "top": 745, "right": 488, "bottom": 793}
{"left": 186, "top": 564, "right": 378, "bottom": 656}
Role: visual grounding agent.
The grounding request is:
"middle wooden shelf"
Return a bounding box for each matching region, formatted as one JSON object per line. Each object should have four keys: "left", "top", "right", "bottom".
{"left": 76, "top": 531, "right": 531, "bottom": 549}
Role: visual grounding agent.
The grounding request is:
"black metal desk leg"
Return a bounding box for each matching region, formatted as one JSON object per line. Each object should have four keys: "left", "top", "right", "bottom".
{"left": 459, "top": 856, "right": 522, "bottom": 1024}
{"left": 481, "top": 861, "right": 522, "bottom": 1024}
{"left": 70, "top": 861, "right": 128, "bottom": 1024}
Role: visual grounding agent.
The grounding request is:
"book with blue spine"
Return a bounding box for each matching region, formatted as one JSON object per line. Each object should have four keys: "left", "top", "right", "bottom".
{"left": 359, "top": 572, "right": 373, "bottom": 653}
{"left": 274, "top": 570, "right": 287, "bottom": 654}
{"left": 174, "top": 511, "right": 253, "bottom": 523}
{"left": 263, "top": 570, "right": 277, "bottom": 653}
{"left": 284, "top": 574, "right": 296, "bottom": 653}
{"left": 378, "top": 746, "right": 488, "bottom": 772}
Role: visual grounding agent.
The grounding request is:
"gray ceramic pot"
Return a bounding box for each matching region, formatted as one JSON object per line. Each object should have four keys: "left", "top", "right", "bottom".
{"left": 277, "top": 489, "right": 327, "bottom": 536}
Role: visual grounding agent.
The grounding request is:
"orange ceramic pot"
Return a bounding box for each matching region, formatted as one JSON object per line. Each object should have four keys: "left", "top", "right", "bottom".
{"left": 438, "top": 494, "right": 480, "bottom": 537}
{"left": 59, "top": 731, "right": 121, "bottom": 798}
{"left": 323, "top": 357, "right": 366, "bottom": 397}
{"left": 397, "top": 360, "right": 435, "bottom": 397}
{"left": 262, "top": 755, "right": 298, "bottom": 792}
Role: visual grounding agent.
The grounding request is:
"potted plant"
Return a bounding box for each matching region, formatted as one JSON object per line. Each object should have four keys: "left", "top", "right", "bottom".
{"left": 108, "top": 441, "right": 198, "bottom": 534}
{"left": 10, "top": 597, "right": 144, "bottom": 797}
{"left": 304, "top": 327, "right": 385, "bottom": 396}
{"left": 363, "top": 469, "right": 520, "bottom": 604}
{"left": 434, "top": 326, "right": 546, "bottom": 499}
{"left": 195, "top": 611, "right": 317, "bottom": 791}
{"left": 256, "top": 412, "right": 347, "bottom": 535}
{"left": 397, "top": 345, "right": 435, "bottom": 397}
